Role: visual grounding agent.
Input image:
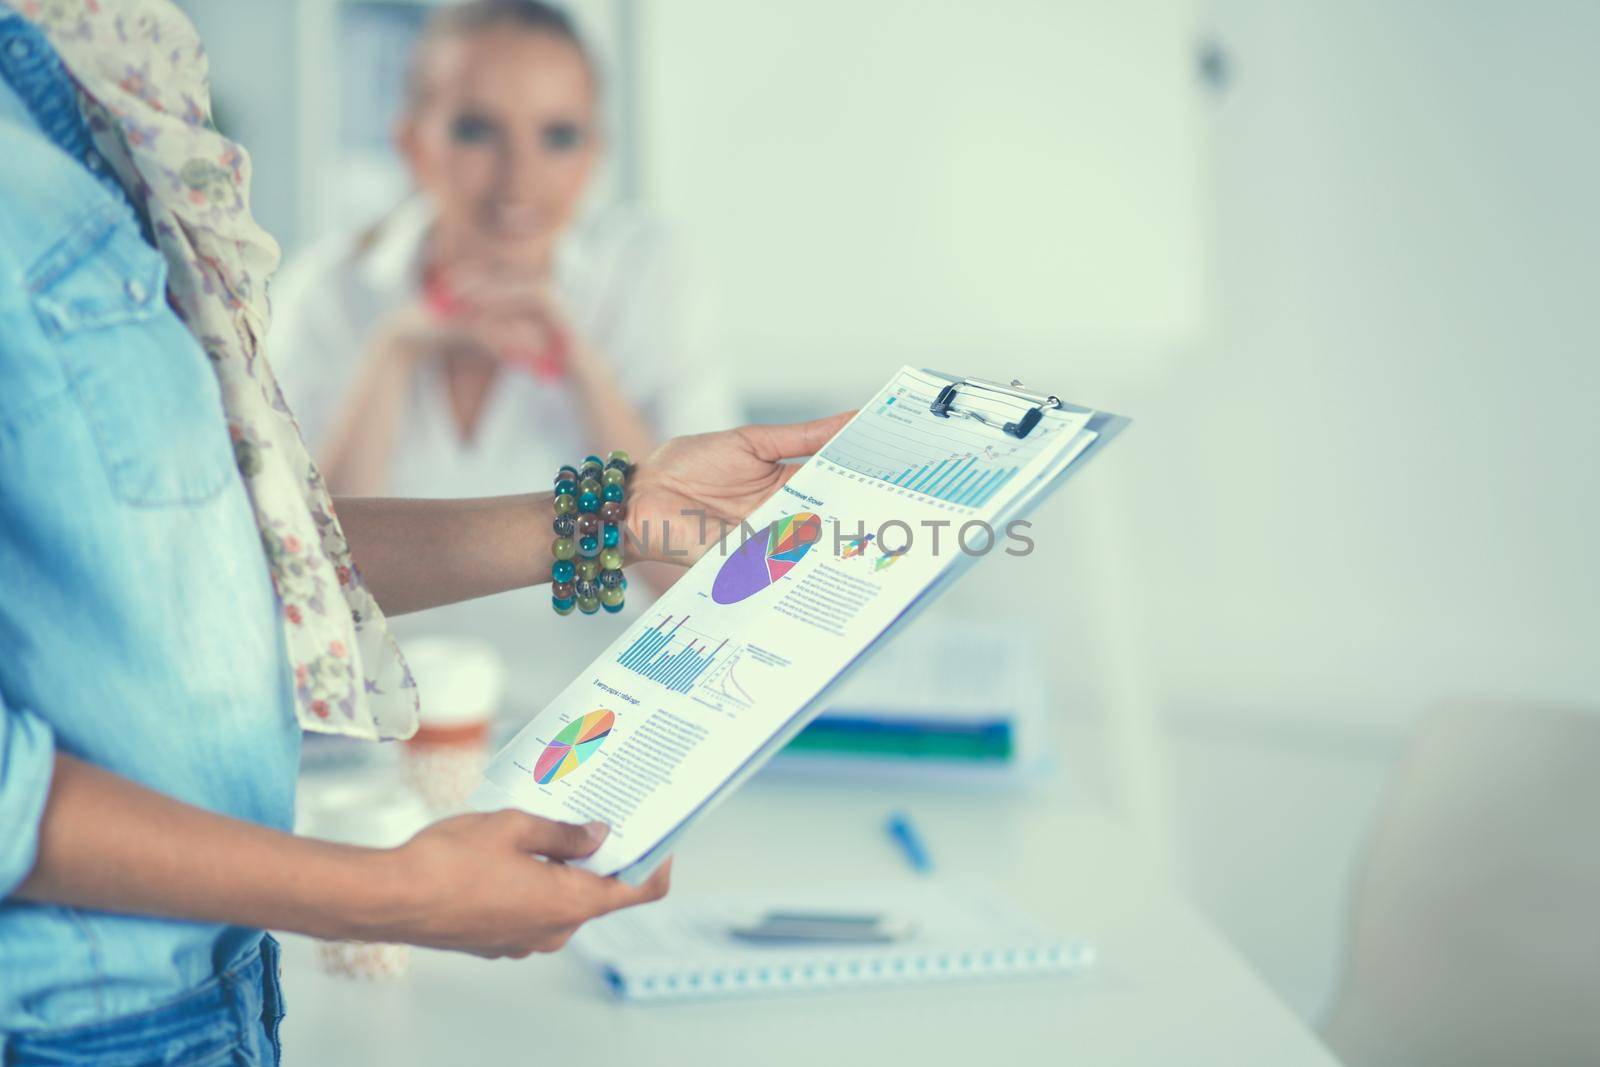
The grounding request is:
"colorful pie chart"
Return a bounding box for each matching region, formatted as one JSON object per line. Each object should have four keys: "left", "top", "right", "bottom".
{"left": 533, "top": 709, "right": 615, "bottom": 785}
{"left": 711, "top": 512, "right": 823, "bottom": 604}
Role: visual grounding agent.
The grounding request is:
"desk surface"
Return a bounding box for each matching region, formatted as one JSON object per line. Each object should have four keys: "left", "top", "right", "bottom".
{"left": 279, "top": 776, "right": 1338, "bottom": 1066}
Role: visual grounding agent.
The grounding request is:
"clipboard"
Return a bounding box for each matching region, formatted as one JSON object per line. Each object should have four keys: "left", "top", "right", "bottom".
{"left": 601, "top": 370, "right": 1129, "bottom": 885}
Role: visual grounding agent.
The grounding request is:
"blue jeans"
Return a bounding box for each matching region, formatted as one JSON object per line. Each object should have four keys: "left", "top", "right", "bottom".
{"left": 2, "top": 935, "right": 285, "bottom": 1066}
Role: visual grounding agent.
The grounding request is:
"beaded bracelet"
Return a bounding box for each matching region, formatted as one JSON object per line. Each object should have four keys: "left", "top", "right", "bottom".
{"left": 551, "top": 450, "right": 631, "bottom": 615}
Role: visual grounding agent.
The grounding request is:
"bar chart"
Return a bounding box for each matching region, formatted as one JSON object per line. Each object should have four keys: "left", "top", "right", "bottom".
{"left": 616, "top": 615, "right": 728, "bottom": 693}
{"left": 817, "top": 370, "right": 1069, "bottom": 511}
{"left": 887, "top": 456, "right": 1020, "bottom": 507}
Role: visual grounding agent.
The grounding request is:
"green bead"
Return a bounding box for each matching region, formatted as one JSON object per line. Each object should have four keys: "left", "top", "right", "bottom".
{"left": 552, "top": 595, "right": 576, "bottom": 615}
{"left": 552, "top": 536, "right": 576, "bottom": 560}
{"left": 552, "top": 559, "right": 575, "bottom": 583}
{"left": 580, "top": 460, "right": 604, "bottom": 480}
{"left": 600, "top": 586, "right": 625, "bottom": 608}
{"left": 607, "top": 449, "right": 630, "bottom": 467}
{"left": 578, "top": 478, "right": 601, "bottom": 495}
{"left": 602, "top": 523, "right": 620, "bottom": 548}
{"left": 577, "top": 594, "right": 601, "bottom": 615}
{"left": 553, "top": 494, "right": 577, "bottom": 517}
{"left": 599, "top": 547, "right": 623, "bottom": 571}
{"left": 601, "top": 467, "right": 625, "bottom": 487}
{"left": 575, "top": 558, "right": 600, "bottom": 581}
{"left": 577, "top": 490, "right": 600, "bottom": 513}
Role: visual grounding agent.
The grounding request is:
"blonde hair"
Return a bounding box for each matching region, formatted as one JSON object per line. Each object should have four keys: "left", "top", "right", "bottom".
{"left": 404, "top": 0, "right": 594, "bottom": 109}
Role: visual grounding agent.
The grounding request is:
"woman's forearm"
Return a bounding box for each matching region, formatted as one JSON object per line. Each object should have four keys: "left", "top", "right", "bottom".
{"left": 317, "top": 338, "right": 423, "bottom": 496}
{"left": 13, "top": 754, "right": 672, "bottom": 958}
{"left": 15, "top": 754, "right": 395, "bottom": 941}
{"left": 333, "top": 493, "right": 557, "bottom": 616}
{"left": 565, "top": 343, "right": 658, "bottom": 464}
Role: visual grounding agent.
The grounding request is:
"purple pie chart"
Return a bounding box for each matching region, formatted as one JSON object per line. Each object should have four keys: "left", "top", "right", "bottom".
{"left": 711, "top": 512, "right": 822, "bottom": 604}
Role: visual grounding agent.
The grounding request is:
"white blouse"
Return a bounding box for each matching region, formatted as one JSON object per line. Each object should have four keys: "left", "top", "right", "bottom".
{"left": 266, "top": 199, "right": 742, "bottom": 717}
{"left": 268, "top": 197, "right": 742, "bottom": 500}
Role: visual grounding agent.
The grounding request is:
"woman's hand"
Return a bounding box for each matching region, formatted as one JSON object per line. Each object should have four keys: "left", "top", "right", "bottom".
{"left": 437, "top": 262, "right": 570, "bottom": 373}
{"left": 14, "top": 755, "right": 667, "bottom": 963}
{"left": 367, "top": 810, "right": 670, "bottom": 959}
{"left": 629, "top": 412, "right": 855, "bottom": 564}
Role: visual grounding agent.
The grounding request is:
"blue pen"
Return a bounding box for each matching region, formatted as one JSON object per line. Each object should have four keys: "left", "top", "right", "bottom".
{"left": 886, "top": 811, "right": 934, "bottom": 875}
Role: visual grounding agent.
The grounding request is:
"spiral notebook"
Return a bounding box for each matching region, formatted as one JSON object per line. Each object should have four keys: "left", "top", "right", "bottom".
{"left": 573, "top": 883, "right": 1095, "bottom": 1002}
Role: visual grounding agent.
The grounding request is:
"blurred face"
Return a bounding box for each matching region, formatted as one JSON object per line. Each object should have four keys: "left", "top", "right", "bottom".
{"left": 400, "top": 28, "right": 599, "bottom": 269}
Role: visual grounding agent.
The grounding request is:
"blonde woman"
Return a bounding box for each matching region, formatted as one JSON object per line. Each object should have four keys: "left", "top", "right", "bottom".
{"left": 270, "top": 0, "right": 738, "bottom": 500}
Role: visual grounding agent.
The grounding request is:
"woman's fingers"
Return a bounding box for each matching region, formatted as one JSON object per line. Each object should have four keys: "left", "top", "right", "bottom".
{"left": 580, "top": 859, "right": 674, "bottom": 919}
{"left": 446, "top": 266, "right": 557, "bottom": 313}
{"left": 746, "top": 411, "right": 855, "bottom": 462}
{"left": 498, "top": 809, "right": 609, "bottom": 860}
{"left": 386, "top": 812, "right": 669, "bottom": 957}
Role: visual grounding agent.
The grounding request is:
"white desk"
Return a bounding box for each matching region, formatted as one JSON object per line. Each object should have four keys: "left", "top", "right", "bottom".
{"left": 279, "top": 777, "right": 1338, "bottom": 1066}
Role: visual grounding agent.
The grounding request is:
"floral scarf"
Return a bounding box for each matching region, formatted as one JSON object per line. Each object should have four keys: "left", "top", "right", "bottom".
{"left": 8, "top": 0, "right": 418, "bottom": 740}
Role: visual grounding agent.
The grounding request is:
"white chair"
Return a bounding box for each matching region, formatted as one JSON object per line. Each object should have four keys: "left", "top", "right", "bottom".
{"left": 1322, "top": 704, "right": 1600, "bottom": 1066}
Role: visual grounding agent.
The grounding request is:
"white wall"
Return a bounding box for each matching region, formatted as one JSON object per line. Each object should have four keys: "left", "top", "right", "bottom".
{"left": 178, "top": 0, "right": 299, "bottom": 245}
{"left": 636, "top": 0, "right": 1206, "bottom": 399}
{"left": 1122, "top": 0, "right": 1600, "bottom": 1016}
{"left": 1135, "top": 0, "right": 1600, "bottom": 731}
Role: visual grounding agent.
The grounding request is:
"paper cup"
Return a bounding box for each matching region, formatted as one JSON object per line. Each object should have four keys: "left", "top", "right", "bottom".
{"left": 399, "top": 637, "right": 505, "bottom": 813}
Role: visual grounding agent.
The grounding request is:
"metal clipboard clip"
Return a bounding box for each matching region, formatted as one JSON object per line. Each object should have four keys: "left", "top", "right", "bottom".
{"left": 928, "top": 376, "right": 1062, "bottom": 439}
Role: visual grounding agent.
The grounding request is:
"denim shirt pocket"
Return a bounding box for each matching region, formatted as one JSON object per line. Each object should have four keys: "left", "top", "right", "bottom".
{"left": 28, "top": 202, "right": 234, "bottom": 507}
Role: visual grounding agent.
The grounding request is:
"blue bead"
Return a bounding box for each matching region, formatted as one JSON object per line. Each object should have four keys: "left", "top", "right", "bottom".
{"left": 554, "top": 480, "right": 576, "bottom": 495}
{"left": 602, "top": 599, "right": 625, "bottom": 613}
{"left": 584, "top": 454, "right": 603, "bottom": 467}
{"left": 551, "top": 560, "right": 575, "bottom": 583}
{"left": 551, "top": 595, "right": 576, "bottom": 615}
{"left": 577, "top": 490, "right": 600, "bottom": 513}
{"left": 602, "top": 523, "right": 620, "bottom": 548}
{"left": 578, "top": 535, "right": 600, "bottom": 558}
{"left": 602, "top": 483, "right": 624, "bottom": 503}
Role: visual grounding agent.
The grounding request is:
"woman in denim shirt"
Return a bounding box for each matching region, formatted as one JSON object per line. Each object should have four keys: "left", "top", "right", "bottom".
{"left": 0, "top": 3, "right": 845, "bottom": 1062}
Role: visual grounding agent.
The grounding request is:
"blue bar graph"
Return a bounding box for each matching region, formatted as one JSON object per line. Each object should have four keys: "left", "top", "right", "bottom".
{"left": 912, "top": 460, "right": 949, "bottom": 491}
{"left": 888, "top": 457, "right": 1020, "bottom": 508}
{"left": 616, "top": 615, "right": 726, "bottom": 693}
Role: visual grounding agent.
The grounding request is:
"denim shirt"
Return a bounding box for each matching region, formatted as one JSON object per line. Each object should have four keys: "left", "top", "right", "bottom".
{"left": 0, "top": 14, "right": 300, "bottom": 1035}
